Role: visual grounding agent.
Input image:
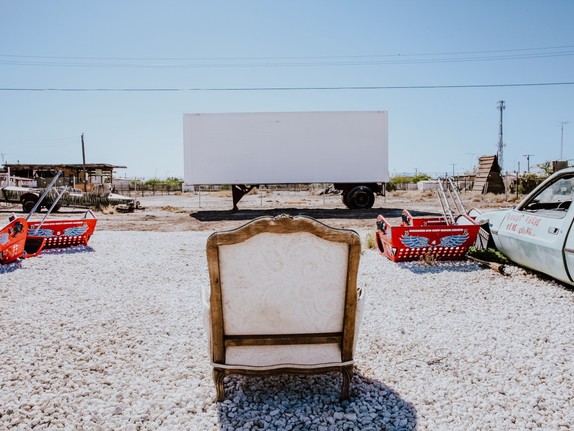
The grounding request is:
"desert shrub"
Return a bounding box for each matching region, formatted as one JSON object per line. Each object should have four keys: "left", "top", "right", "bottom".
{"left": 363, "top": 232, "right": 376, "bottom": 250}
{"left": 467, "top": 246, "right": 509, "bottom": 264}
{"left": 392, "top": 174, "right": 431, "bottom": 184}
{"left": 161, "top": 206, "right": 186, "bottom": 213}
{"left": 387, "top": 173, "right": 431, "bottom": 193}
{"left": 419, "top": 250, "right": 438, "bottom": 266}
{"left": 99, "top": 205, "right": 116, "bottom": 215}
{"left": 145, "top": 177, "right": 184, "bottom": 188}
{"left": 508, "top": 174, "right": 545, "bottom": 195}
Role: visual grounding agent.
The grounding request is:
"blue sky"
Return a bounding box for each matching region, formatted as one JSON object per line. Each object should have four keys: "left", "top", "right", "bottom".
{"left": 1, "top": 1, "right": 573, "bottom": 180}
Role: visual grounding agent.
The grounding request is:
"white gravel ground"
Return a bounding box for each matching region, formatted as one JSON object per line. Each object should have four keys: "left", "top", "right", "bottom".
{"left": 1, "top": 230, "right": 574, "bottom": 430}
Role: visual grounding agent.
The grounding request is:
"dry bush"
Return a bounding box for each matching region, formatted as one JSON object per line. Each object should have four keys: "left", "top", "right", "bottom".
{"left": 467, "top": 192, "right": 517, "bottom": 207}
{"left": 211, "top": 190, "right": 232, "bottom": 198}
{"left": 419, "top": 249, "right": 438, "bottom": 266}
{"left": 161, "top": 206, "right": 188, "bottom": 213}
{"left": 99, "top": 205, "right": 117, "bottom": 215}
{"left": 482, "top": 193, "right": 508, "bottom": 204}
{"left": 363, "top": 232, "right": 376, "bottom": 250}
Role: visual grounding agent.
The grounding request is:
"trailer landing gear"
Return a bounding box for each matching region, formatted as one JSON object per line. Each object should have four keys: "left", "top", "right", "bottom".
{"left": 231, "top": 185, "right": 256, "bottom": 211}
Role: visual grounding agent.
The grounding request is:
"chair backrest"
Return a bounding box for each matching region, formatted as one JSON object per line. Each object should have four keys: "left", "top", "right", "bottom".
{"left": 206, "top": 214, "right": 361, "bottom": 365}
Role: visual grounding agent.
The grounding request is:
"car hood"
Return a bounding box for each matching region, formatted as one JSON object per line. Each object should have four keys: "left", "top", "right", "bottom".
{"left": 474, "top": 208, "right": 511, "bottom": 231}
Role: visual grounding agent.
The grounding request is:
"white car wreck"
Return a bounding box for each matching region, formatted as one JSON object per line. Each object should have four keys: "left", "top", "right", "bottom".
{"left": 475, "top": 168, "right": 574, "bottom": 286}
{"left": 1, "top": 184, "right": 134, "bottom": 212}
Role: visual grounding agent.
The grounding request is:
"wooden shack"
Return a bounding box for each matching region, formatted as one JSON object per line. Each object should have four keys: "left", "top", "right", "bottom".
{"left": 2, "top": 163, "right": 126, "bottom": 191}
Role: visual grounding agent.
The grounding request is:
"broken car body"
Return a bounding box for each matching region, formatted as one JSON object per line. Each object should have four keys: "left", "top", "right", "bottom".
{"left": 475, "top": 167, "right": 574, "bottom": 286}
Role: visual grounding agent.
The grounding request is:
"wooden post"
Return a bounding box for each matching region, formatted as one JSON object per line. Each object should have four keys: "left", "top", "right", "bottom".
{"left": 81, "top": 133, "right": 87, "bottom": 192}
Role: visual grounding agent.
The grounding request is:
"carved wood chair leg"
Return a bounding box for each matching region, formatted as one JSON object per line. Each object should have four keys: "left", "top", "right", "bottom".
{"left": 213, "top": 368, "right": 226, "bottom": 401}
{"left": 340, "top": 366, "right": 353, "bottom": 400}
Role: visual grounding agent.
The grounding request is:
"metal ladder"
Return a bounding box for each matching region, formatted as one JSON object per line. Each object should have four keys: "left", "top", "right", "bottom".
{"left": 26, "top": 170, "right": 62, "bottom": 221}
{"left": 25, "top": 170, "right": 69, "bottom": 234}
{"left": 436, "top": 177, "right": 467, "bottom": 225}
{"left": 30, "top": 186, "right": 69, "bottom": 235}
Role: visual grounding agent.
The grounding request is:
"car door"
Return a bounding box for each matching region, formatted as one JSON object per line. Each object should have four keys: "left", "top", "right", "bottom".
{"left": 496, "top": 174, "right": 574, "bottom": 284}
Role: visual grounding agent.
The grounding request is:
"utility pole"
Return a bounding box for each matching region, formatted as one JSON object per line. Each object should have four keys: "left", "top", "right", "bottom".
{"left": 523, "top": 154, "right": 534, "bottom": 173}
{"left": 497, "top": 100, "right": 506, "bottom": 172}
{"left": 81, "top": 133, "right": 87, "bottom": 192}
{"left": 560, "top": 121, "right": 568, "bottom": 160}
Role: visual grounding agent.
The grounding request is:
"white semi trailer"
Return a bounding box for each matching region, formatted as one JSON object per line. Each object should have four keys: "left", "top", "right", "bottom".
{"left": 183, "top": 111, "right": 389, "bottom": 210}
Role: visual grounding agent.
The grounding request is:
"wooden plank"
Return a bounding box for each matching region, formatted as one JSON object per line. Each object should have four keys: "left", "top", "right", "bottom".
{"left": 224, "top": 333, "right": 342, "bottom": 347}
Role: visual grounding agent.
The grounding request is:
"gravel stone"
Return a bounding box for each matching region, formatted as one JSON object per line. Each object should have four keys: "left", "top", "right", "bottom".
{"left": 1, "top": 230, "right": 573, "bottom": 430}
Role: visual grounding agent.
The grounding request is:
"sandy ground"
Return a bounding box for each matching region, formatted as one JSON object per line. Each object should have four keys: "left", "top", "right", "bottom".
{"left": 0, "top": 188, "right": 514, "bottom": 233}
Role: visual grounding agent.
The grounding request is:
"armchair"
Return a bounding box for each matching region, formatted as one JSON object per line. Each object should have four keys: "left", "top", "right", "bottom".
{"left": 204, "top": 214, "right": 364, "bottom": 401}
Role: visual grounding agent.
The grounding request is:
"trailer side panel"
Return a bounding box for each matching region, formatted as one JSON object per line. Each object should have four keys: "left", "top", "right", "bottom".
{"left": 183, "top": 111, "right": 388, "bottom": 185}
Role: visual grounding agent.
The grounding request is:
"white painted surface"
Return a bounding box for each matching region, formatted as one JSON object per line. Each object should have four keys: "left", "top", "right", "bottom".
{"left": 183, "top": 111, "right": 388, "bottom": 185}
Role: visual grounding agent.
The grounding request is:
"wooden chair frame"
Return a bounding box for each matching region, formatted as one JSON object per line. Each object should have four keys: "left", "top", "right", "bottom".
{"left": 205, "top": 214, "right": 362, "bottom": 401}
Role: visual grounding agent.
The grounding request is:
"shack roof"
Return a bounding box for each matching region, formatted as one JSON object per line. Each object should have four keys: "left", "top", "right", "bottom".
{"left": 3, "top": 163, "right": 127, "bottom": 171}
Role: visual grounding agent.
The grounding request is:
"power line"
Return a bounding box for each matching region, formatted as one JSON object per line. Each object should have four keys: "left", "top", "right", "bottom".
{"left": 3, "top": 44, "right": 574, "bottom": 60}
{"left": 1, "top": 45, "right": 573, "bottom": 68}
{"left": 7, "top": 136, "right": 79, "bottom": 148}
{"left": 1, "top": 81, "right": 574, "bottom": 92}
{"left": 0, "top": 52, "right": 572, "bottom": 68}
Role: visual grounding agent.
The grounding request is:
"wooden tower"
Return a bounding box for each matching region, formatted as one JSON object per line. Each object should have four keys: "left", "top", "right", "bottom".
{"left": 472, "top": 155, "right": 506, "bottom": 194}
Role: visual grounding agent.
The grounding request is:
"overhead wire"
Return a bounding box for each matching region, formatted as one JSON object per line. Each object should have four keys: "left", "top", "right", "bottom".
{"left": 1, "top": 82, "right": 574, "bottom": 92}
{"left": 1, "top": 45, "right": 572, "bottom": 92}
{"left": 8, "top": 136, "right": 79, "bottom": 148}
{"left": 0, "top": 45, "right": 573, "bottom": 68}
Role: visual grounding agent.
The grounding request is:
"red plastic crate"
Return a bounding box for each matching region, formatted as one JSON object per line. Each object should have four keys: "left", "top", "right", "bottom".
{"left": 0, "top": 217, "right": 28, "bottom": 264}
{"left": 375, "top": 210, "right": 480, "bottom": 262}
{"left": 27, "top": 210, "right": 97, "bottom": 249}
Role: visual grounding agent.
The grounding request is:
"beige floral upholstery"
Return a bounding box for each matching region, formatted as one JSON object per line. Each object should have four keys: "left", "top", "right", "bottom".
{"left": 205, "top": 214, "right": 363, "bottom": 401}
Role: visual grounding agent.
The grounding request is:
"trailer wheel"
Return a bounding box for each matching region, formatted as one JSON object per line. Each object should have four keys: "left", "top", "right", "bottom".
{"left": 342, "top": 191, "right": 350, "bottom": 208}
{"left": 347, "top": 186, "right": 375, "bottom": 209}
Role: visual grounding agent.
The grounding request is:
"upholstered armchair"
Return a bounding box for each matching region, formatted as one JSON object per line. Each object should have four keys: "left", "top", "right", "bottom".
{"left": 203, "top": 214, "right": 364, "bottom": 401}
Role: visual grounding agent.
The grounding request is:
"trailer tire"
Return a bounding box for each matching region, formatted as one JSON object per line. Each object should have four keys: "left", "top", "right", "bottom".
{"left": 342, "top": 191, "right": 350, "bottom": 208}
{"left": 347, "top": 186, "right": 375, "bottom": 209}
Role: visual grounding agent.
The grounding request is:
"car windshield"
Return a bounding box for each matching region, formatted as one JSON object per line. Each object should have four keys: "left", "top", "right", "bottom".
{"left": 521, "top": 174, "right": 574, "bottom": 216}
